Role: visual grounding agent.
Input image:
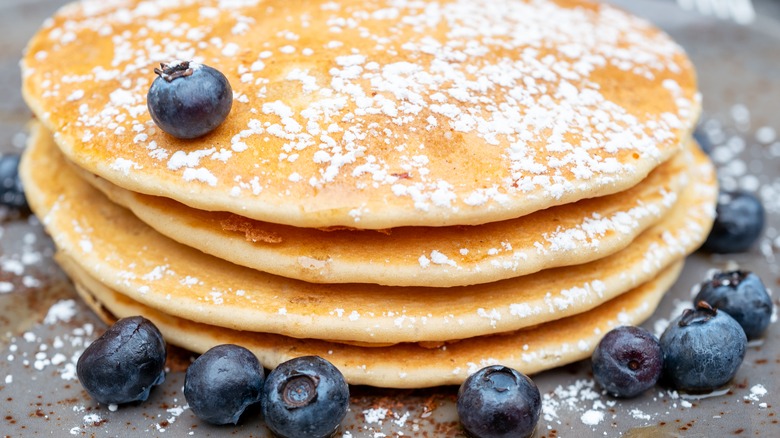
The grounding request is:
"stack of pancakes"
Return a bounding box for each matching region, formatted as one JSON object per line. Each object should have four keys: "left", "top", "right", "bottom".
{"left": 19, "top": 0, "right": 715, "bottom": 388}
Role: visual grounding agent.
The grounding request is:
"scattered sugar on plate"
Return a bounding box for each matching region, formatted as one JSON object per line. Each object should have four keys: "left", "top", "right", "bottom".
{"left": 43, "top": 299, "right": 77, "bottom": 325}
{"left": 744, "top": 384, "right": 767, "bottom": 402}
{"left": 363, "top": 407, "right": 389, "bottom": 425}
{"left": 581, "top": 409, "right": 605, "bottom": 426}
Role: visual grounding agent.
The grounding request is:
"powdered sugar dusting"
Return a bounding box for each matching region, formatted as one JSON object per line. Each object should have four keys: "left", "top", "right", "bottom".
{"left": 25, "top": 0, "right": 697, "bottom": 227}
{"left": 580, "top": 409, "right": 604, "bottom": 426}
{"left": 43, "top": 299, "right": 77, "bottom": 325}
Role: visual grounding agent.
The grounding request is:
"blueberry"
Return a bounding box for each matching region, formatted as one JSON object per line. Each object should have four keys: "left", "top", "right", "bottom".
{"left": 660, "top": 302, "right": 747, "bottom": 392}
{"left": 262, "top": 356, "right": 349, "bottom": 438}
{"left": 0, "top": 154, "right": 29, "bottom": 211}
{"left": 457, "top": 365, "right": 541, "bottom": 438}
{"left": 76, "top": 316, "right": 166, "bottom": 405}
{"left": 692, "top": 124, "right": 713, "bottom": 155}
{"left": 184, "top": 344, "right": 265, "bottom": 425}
{"left": 701, "top": 190, "right": 764, "bottom": 253}
{"left": 591, "top": 326, "right": 663, "bottom": 398}
{"left": 147, "top": 61, "right": 232, "bottom": 139}
{"left": 694, "top": 270, "right": 773, "bottom": 339}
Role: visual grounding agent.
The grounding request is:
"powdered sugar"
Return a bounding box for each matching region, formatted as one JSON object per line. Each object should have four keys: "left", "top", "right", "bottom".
{"left": 25, "top": 0, "right": 697, "bottom": 227}
{"left": 363, "top": 407, "right": 389, "bottom": 424}
{"left": 542, "top": 379, "right": 601, "bottom": 423}
{"left": 581, "top": 409, "right": 604, "bottom": 426}
{"left": 745, "top": 384, "right": 767, "bottom": 402}
{"left": 43, "top": 299, "right": 77, "bottom": 325}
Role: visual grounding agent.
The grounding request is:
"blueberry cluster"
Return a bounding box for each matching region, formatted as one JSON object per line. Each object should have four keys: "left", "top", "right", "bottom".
{"left": 76, "top": 318, "right": 350, "bottom": 436}
{"left": 184, "top": 351, "right": 350, "bottom": 435}
{"left": 75, "top": 270, "right": 771, "bottom": 433}
{"left": 592, "top": 269, "right": 772, "bottom": 398}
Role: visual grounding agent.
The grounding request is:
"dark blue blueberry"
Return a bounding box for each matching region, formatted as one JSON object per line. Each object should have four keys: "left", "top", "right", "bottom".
{"left": 457, "top": 365, "right": 541, "bottom": 438}
{"left": 660, "top": 302, "right": 747, "bottom": 392}
{"left": 692, "top": 124, "right": 713, "bottom": 155}
{"left": 701, "top": 190, "right": 764, "bottom": 253}
{"left": 147, "top": 61, "right": 232, "bottom": 139}
{"left": 694, "top": 270, "right": 773, "bottom": 339}
{"left": 262, "top": 356, "right": 349, "bottom": 438}
{"left": 76, "top": 316, "right": 166, "bottom": 405}
{"left": 0, "top": 154, "right": 29, "bottom": 211}
{"left": 591, "top": 326, "right": 663, "bottom": 398}
{"left": 184, "top": 344, "right": 265, "bottom": 425}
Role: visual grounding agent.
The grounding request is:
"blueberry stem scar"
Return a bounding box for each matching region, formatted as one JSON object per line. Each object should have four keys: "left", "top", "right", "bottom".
{"left": 153, "top": 62, "right": 193, "bottom": 82}
{"left": 679, "top": 301, "right": 717, "bottom": 327}
{"left": 483, "top": 366, "right": 517, "bottom": 393}
{"left": 281, "top": 374, "right": 319, "bottom": 408}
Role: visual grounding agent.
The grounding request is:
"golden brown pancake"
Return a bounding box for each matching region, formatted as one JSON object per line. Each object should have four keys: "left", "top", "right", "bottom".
{"left": 22, "top": 0, "right": 699, "bottom": 229}
{"left": 68, "top": 259, "right": 683, "bottom": 388}
{"left": 67, "top": 132, "right": 691, "bottom": 287}
{"left": 19, "top": 121, "right": 717, "bottom": 344}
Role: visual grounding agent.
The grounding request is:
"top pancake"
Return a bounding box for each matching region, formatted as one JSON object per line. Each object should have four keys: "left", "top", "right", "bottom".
{"left": 22, "top": 0, "right": 698, "bottom": 228}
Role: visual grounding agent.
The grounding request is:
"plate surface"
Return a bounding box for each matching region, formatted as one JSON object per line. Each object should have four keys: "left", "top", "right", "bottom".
{"left": 1, "top": 0, "right": 778, "bottom": 436}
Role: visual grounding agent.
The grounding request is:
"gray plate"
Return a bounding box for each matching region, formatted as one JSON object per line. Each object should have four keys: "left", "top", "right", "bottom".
{"left": 1, "top": 1, "right": 778, "bottom": 436}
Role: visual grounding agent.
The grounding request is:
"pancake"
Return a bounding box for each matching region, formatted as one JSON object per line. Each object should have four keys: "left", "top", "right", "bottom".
{"left": 64, "top": 130, "right": 692, "bottom": 287}
{"left": 19, "top": 121, "right": 717, "bottom": 343}
{"left": 22, "top": 0, "right": 699, "bottom": 229}
{"left": 68, "top": 260, "right": 683, "bottom": 388}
